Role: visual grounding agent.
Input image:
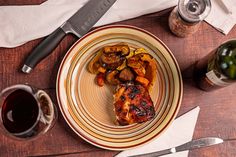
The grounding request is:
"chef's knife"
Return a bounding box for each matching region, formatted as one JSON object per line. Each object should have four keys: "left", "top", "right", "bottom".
{"left": 128, "top": 137, "right": 224, "bottom": 157}
{"left": 22, "top": 0, "right": 117, "bottom": 73}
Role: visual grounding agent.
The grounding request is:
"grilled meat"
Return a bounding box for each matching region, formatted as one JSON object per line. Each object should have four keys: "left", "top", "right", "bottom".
{"left": 113, "top": 84, "right": 155, "bottom": 125}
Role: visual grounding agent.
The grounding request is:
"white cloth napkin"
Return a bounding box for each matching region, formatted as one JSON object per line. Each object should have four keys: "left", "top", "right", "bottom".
{"left": 1, "top": 0, "right": 234, "bottom": 48}
{"left": 116, "top": 106, "right": 200, "bottom": 157}
{"left": 205, "top": 0, "right": 236, "bottom": 34}
{"left": 0, "top": 0, "right": 178, "bottom": 48}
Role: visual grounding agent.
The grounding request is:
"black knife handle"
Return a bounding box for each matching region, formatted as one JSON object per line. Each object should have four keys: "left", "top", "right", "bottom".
{"left": 22, "top": 27, "right": 66, "bottom": 73}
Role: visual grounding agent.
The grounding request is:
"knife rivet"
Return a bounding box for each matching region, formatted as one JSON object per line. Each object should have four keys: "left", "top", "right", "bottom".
{"left": 170, "top": 148, "right": 176, "bottom": 153}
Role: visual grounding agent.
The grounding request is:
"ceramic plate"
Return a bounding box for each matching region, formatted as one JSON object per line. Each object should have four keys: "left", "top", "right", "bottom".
{"left": 56, "top": 25, "right": 183, "bottom": 150}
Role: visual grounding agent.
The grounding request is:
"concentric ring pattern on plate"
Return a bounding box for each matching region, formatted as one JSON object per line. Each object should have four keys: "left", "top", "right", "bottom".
{"left": 56, "top": 25, "right": 183, "bottom": 150}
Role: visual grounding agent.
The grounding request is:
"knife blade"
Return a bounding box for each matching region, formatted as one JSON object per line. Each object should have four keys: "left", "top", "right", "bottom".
{"left": 22, "top": 0, "right": 117, "bottom": 73}
{"left": 128, "top": 137, "right": 224, "bottom": 157}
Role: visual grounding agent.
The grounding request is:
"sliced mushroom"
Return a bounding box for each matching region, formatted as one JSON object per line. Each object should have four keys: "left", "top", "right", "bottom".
{"left": 119, "top": 68, "right": 135, "bottom": 81}
{"left": 103, "top": 45, "right": 130, "bottom": 56}
{"left": 100, "top": 53, "right": 125, "bottom": 70}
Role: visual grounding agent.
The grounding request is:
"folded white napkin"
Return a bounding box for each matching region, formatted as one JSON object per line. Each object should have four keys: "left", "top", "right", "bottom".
{"left": 1, "top": 0, "right": 234, "bottom": 48}
{"left": 116, "top": 106, "right": 200, "bottom": 157}
{"left": 205, "top": 0, "right": 236, "bottom": 35}
{"left": 0, "top": 0, "right": 178, "bottom": 48}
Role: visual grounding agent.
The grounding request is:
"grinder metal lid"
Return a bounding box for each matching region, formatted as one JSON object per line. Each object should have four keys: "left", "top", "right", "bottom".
{"left": 178, "top": 0, "right": 211, "bottom": 23}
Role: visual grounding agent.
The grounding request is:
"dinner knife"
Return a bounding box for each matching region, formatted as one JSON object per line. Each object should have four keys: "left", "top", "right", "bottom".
{"left": 22, "top": 0, "right": 117, "bottom": 74}
{"left": 128, "top": 137, "right": 224, "bottom": 157}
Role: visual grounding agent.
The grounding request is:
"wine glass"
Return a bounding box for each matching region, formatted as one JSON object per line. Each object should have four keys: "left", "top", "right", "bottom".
{"left": 0, "top": 84, "right": 57, "bottom": 140}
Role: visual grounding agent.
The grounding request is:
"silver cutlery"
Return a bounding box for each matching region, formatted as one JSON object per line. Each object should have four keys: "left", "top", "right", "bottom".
{"left": 129, "top": 137, "right": 224, "bottom": 157}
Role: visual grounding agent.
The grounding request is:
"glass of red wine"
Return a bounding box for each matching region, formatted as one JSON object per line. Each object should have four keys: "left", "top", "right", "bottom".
{"left": 0, "top": 84, "right": 57, "bottom": 140}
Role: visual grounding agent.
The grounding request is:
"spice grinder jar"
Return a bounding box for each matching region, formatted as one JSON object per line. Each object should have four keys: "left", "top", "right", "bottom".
{"left": 169, "top": 0, "right": 211, "bottom": 37}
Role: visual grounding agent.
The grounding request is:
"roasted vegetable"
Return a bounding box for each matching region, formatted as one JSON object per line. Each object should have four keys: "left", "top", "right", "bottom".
{"left": 106, "top": 70, "right": 121, "bottom": 85}
{"left": 145, "top": 59, "right": 157, "bottom": 91}
{"left": 126, "top": 50, "right": 135, "bottom": 59}
{"left": 127, "top": 54, "right": 146, "bottom": 76}
{"left": 127, "top": 55, "right": 144, "bottom": 69}
{"left": 119, "top": 68, "right": 135, "bottom": 81}
{"left": 100, "top": 53, "right": 125, "bottom": 69}
{"left": 127, "top": 53, "right": 157, "bottom": 90}
{"left": 98, "top": 66, "right": 106, "bottom": 73}
{"left": 88, "top": 44, "right": 157, "bottom": 92}
{"left": 138, "top": 53, "right": 153, "bottom": 62}
{"left": 132, "top": 67, "right": 146, "bottom": 77}
{"left": 96, "top": 72, "right": 105, "bottom": 87}
{"left": 134, "top": 48, "right": 148, "bottom": 55}
{"left": 116, "top": 59, "right": 127, "bottom": 71}
{"left": 88, "top": 49, "right": 103, "bottom": 74}
{"left": 104, "top": 45, "right": 130, "bottom": 56}
{"left": 135, "top": 76, "right": 149, "bottom": 87}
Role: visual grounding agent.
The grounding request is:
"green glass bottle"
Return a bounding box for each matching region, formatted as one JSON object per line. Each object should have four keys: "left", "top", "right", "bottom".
{"left": 194, "top": 39, "right": 236, "bottom": 91}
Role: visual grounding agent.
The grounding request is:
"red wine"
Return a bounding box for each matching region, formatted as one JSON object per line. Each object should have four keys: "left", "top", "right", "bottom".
{"left": 1, "top": 89, "right": 39, "bottom": 135}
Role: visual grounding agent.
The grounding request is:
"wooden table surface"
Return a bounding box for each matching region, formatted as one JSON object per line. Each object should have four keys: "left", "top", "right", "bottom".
{"left": 1, "top": 1, "right": 236, "bottom": 157}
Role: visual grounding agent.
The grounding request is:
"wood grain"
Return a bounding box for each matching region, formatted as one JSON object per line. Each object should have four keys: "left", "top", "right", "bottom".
{"left": 0, "top": 0, "right": 45, "bottom": 5}
{"left": 0, "top": 1, "right": 236, "bottom": 157}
